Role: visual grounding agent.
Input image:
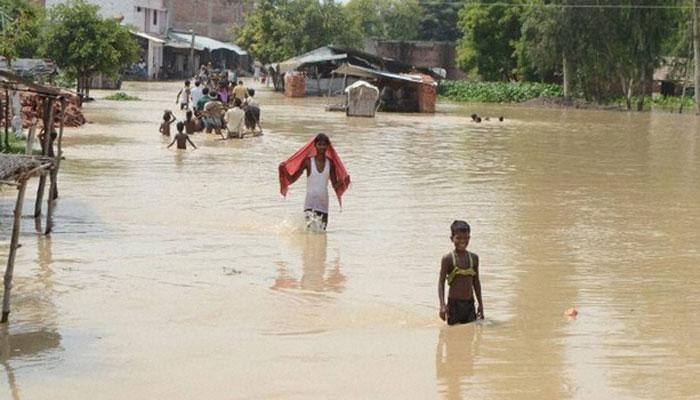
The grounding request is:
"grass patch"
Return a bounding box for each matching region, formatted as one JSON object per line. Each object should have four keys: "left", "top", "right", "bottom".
{"left": 104, "top": 92, "right": 140, "bottom": 101}
{"left": 439, "top": 80, "right": 563, "bottom": 103}
{"left": 0, "top": 133, "right": 41, "bottom": 155}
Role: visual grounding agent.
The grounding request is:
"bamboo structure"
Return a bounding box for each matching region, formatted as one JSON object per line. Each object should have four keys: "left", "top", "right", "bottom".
{"left": 0, "top": 70, "right": 69, "bottom": 324}
{"left": 0, "top": 155, "right": 54, "bottom": 323}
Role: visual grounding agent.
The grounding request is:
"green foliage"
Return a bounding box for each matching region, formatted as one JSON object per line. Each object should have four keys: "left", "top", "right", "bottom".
{"left": 517, "top": 0, "right": 681, "bottom": 107}
{"left": 417, "top": 0, "right": 465, "bottom": 41}
{"left": 439, "top": 80, "right": 563, "bottom": 103}
{"left": 0, "top": 0, "right": 45, "bottom": 62}
{"left": 234, "top": 0, "right": 361, "bottom": 65}
{"left": 456, "top": 1, "right": 524, "bottom": 81}
{"left": 105, "top": 92, "right": 140, "bottom": 101}
{"left": 41, "top": 0, "right": 138, "bottom": 87}
{"left": 0, "top": 132, "right": 30, "bottom": 154}
{"left": 51, "top": 69, "right": 77, "bottom": 89}
{"left": 345, "top": 0, "right": 422, "bottom": 40}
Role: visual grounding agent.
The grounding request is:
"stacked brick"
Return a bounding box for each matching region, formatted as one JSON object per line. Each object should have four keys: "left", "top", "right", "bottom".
{"left": 416, "top": 74, "right": 437, "bottom": 113}
{"left": 19, "top": 92, "right": 86, "bottom": 128}
{"left": 284, "top": 73, "right": 306, "bottom": 98}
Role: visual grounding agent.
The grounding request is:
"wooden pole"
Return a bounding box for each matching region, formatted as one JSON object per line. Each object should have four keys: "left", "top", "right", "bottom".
{"left": 328, "top": 73, "right": 335, "bottom": 98}
{"left": 34, "top": 98, "right": 54, "bottom": 218}
{"left": 2, "top": 179, "right": 29, "bottom": 323}
{"left": 4, "top": 89, "right": 9, "bottom": 150}
{"left": 315, "top": 66, "right": 321, "bottom": 96}
{"left": 694, "top": 0, "right": 700, "bottom": 114}
{"left": 190, "top": 30, "right": 196, "bottom": 78}
{"left": 45, "top": 100, "right": 65, "bottom": 234}
{"left": 25, "top": 121, "right": 37, "bottom": 155}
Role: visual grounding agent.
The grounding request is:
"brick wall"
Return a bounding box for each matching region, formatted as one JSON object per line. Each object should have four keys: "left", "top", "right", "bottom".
{"left": 168, "top": 0, "right": 253, "bottom": 42}
{"left": 366, "top": 39, "right": 468, "bottom": 81}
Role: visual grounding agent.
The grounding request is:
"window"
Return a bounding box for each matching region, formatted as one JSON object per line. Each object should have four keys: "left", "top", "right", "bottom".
{"left": 153, "top": 10, "right": 157, "bottom": 25}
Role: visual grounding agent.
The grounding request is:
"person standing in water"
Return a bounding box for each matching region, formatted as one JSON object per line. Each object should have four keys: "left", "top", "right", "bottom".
{"left": 167, "top": 122, "right": 197, "bottom": 150}
{"left": 280, "top": 134, "right": 348, "bottom": 231}
{"left": 438, "top": 220, "right": 483, "bottom": 325}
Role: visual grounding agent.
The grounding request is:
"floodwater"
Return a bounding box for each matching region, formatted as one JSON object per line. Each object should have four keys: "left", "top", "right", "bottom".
{"left": 1, "top": 80, "right": 699, "bottom": 399}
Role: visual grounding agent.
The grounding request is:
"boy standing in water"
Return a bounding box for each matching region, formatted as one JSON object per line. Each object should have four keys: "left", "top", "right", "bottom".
{"left": 159, "top": 110, "right": 176, "bottom": 136}
{"left": 438, "top": 220, "right": 483, "bottom": 325}
{"left": 176, "top": 80, "right": 192, "bottom": 110}
{"left": 167, "top": 122, "right": 197, "bottom": 150}
{"left": 184, "top": 110, "right": 197, "bottom": 134}
{"left": 280, "top": 134, "right": 341, "bottom": 231}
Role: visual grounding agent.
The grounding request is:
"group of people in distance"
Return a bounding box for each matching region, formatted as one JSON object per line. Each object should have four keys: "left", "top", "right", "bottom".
{"left": 165, "top": 77, "right": 262, "bottom": 145}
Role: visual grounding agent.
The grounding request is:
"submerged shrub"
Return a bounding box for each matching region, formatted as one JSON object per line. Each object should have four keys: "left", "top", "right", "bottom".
{"left": 438, "top": 80, "right": 563, "bottom": 103}
{"left": 105, "top": 92, "right": 140, "bottom": 101}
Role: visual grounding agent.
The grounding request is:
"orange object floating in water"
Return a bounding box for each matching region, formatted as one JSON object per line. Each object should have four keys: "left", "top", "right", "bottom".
{"left": 565, "top": 308, "right": 578, "bottom": 318}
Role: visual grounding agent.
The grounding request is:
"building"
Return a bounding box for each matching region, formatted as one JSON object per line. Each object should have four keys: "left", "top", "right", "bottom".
{"left": 365, "top": 39, "right": 468, "bottom": 81}
{"left": 168, "top": 0, "right": 252, "bottom": 42}
{"left": 43, "top": 0, "right": 251, "bottom": 81}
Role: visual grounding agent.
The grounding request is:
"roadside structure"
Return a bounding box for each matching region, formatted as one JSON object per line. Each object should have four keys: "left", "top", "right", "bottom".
{"left": 277, "top": 46, "right": 438, "bottom": 113}
{"left": 333, "top": 64, "right": 437, "bottom": 113}
{"left": 0, "top": 71, "right": 69, "bottom": 324}
{"left": 276, "top": 46, "right": 440, "bottom": 98}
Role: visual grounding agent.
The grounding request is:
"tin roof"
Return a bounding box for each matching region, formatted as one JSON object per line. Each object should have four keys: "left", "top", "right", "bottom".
{"left": 167, "top": 32, "right": 247, "bottom": 55}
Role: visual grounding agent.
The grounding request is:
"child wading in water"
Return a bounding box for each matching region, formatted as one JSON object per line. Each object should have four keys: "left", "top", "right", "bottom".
{"left": 167, "top": 122, "right": 197, "bottom": 150}
{"left": 176, "top": 80, "right": 192, "bottom": 110}
{"left": 159, "top": 110, "right": 176, "bottom": 136}
{"left": 278, "top": 134, "right": 351, "bottom": 231}
{"left": 438, "top": 220, "right": 483, "bottom": 325}
{"left": 184, "top": 110, "right": 197, "bottom": 134}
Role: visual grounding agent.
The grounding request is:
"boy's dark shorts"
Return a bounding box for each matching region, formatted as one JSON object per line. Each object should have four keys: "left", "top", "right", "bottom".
{"left": 447, "top": 298, "right": 476, "bottom": 325}
{"left": 304, "top": 209, "right": 328, "bottom": 230}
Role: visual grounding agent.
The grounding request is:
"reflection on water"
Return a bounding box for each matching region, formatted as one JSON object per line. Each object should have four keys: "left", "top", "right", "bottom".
{"left": 272, "top": 233, "right": 345, "bottom": 293}
{"left": 435, "top": 325, "right": 479, "bottom": 400}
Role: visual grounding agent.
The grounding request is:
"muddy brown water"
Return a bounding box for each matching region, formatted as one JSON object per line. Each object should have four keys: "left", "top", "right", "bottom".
{"left": 1, "top": 80, "right": 699, "bottom": 399}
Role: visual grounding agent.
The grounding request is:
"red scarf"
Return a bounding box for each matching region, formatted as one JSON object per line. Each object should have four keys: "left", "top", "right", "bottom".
{"left": 278, "top": 138, "right": 351, "bottom": 206}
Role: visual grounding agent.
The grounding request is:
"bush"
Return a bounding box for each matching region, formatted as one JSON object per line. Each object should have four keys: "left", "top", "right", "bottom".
{"left": 605, "top": 95, "right": 696, "bottom": 111}
{"left": 438, "top": 80, "right": 563, "bottom": 103}
{"left": 105, "top": 92, "right": 140, "bottom": 101}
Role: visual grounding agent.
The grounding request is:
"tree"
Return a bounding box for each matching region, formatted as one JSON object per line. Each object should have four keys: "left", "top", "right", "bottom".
{"left": 345, "top": 0, "right": 422, "bottom": 40}
{"left": 234, "top": 0, "right": 360, "bottom": 64}
{"left": 517, "top": 0, "right": 680, "bottom": 108}
{"left": 418, "top": 0, "right": 465, "bottom": 41}
{"left": 0, "top": 0, "right": 44, "bottom": 65}
{"left": 41, "top": 0, "right": 138, "bottom": 96}
{"left": 456, "top": 1, "right": 523, "bottom": 81}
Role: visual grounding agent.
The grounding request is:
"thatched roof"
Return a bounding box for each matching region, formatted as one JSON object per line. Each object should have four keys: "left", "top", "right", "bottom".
{"left": 0, "top": 154, "right": 54, "bottom": 184}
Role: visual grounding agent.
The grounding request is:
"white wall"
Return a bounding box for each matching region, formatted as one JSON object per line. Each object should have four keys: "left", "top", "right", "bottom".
{"left": 45, "top": 0, "right": 166, "bottom": 33}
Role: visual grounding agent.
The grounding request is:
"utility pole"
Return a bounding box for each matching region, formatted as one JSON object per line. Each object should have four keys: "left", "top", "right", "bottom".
{"left": 190, "top": 29, "right": 195, "bottom": 78}
{"left": 694, "top": 0, "right": 700, "bottom": 114}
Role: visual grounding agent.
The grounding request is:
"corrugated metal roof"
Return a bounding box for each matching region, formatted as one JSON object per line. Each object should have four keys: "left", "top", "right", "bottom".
{"left": 332, "top": 64, "right": 436, "bottom": 86}
{"left": 132, "top": 31, "right": 166, "bottom": 44}
{"left": 168, "top": 32, "right": 247, "bottom": 55}
{"left": 278, "top": 47, "right": 348, "bottom": 73}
